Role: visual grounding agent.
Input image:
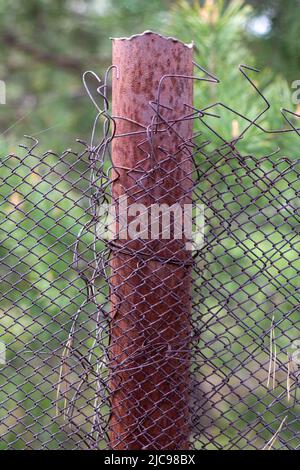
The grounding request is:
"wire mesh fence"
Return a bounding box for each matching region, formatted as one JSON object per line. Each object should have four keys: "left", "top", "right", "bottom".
{"left": 1, "top": 32, "right": 300, "bottom": 450}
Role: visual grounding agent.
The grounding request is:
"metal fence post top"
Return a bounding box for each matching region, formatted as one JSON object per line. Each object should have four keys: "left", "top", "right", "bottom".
{"left": 110, "top": 30, "right": 194, "bottom": 49}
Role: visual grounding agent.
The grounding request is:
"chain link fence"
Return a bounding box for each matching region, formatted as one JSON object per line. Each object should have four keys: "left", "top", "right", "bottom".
{"left": 1, "top": 34, "right": 300, "bottom": 450}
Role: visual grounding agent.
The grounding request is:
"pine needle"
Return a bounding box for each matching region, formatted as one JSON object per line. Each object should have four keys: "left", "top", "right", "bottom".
{"left": 262, "top": 416, "right": 288, "bottom": 450}
{"left": 272, "top": 324, "right": 277, "bottom": 390}
{"left": 267, "top": 316, "right": 275, "bottom": 389}
{"left": 287, "top": 352, "right": 291, "bottom": 402}
{"left": 56, "top": 336, "right": 73, "bottom": 418}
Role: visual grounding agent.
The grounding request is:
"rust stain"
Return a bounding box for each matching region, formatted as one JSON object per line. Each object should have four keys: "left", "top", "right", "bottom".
{"left": 109, "top": 31, "right": 194, "bottom": 450}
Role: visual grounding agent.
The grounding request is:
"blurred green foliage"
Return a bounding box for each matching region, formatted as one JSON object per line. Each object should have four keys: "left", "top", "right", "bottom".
{"left": 0, "top": 0, "right": 299, "bottom": 450}
{"left": 247, "top": 0, "right": 300, "bottom": 82}
{"left": 164, "top": 0, "right": 300, "bottom": 156}
{"left": 0, "top": 0, "right": 172, "bottom": 155}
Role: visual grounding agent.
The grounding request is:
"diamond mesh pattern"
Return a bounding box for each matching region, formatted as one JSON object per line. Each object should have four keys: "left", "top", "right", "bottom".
{"left": 191, "top": 150, "right": 300, "bottom": 450}
{"left": 1, "top": 76, "right": 300, "bottom": 450}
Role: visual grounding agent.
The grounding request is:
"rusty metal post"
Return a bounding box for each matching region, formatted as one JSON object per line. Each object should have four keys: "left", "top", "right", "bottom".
{"left": 109, "top": 31, "right": 194, "bottom": 450}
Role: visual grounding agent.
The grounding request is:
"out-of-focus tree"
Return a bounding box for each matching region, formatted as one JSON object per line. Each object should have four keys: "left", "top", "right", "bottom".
{"left": 246, "top": 0, "right": 300, "bottom": 82}
{"left": 0, "top": 0, "right": 170, "bottom": 153}
{"left": 162, "top": 0, "right": 299, "bottom": 156}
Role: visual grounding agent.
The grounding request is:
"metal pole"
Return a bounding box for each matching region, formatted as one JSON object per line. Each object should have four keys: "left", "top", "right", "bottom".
{"left": 109, "top": 31, "right": 193, "bottom": 450}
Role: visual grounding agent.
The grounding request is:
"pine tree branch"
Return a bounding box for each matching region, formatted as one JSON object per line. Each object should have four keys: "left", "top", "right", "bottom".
{"left": 3, "top": 31, "right": 108, "bottom": 72}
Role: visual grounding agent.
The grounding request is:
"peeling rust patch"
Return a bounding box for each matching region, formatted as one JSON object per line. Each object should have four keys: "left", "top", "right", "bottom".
{"left": 109, "top": 32, "right": 194, "bottom": 450}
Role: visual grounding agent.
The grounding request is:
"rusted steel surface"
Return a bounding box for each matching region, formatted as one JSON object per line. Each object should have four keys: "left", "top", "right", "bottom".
{"left": 109, "top": 32, "right": 194, "bottom": 450}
